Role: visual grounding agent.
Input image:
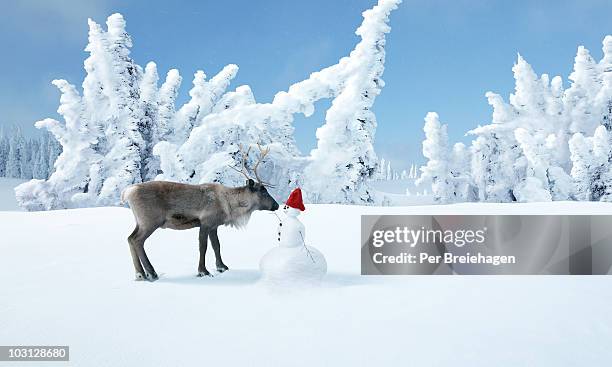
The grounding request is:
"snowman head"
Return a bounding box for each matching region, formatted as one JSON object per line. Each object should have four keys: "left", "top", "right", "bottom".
{"left": 283, "top": 205, "right": 301, "bottom": 217}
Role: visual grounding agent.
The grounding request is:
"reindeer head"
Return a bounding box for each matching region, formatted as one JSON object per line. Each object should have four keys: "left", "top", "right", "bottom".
{"left": 229, "top": 143, "right": 279, "bottom": 212}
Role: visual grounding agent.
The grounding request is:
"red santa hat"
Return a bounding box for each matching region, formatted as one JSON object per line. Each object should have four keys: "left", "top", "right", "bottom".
{"left": 285, "top": 188, "right": 305, "bottom": 211}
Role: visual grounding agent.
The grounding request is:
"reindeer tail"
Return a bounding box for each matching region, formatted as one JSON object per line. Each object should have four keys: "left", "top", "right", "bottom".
{"left": 120, "top": 185, "right": 136, "bottom": 206}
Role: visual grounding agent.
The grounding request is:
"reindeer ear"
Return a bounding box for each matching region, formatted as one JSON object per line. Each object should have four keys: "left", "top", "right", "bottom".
{"left": 247, "top": 179, "right": 255, "bottom": 187}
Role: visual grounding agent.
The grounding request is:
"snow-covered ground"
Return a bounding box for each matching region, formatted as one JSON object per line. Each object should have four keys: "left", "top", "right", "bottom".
{"left": 2, "top": 201, "right": 612, "bottom": 366}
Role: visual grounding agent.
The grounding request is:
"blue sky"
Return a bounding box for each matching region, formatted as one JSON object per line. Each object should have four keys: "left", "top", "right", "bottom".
{"left": 0, "top": 0, "right": 611, "bottom": 169}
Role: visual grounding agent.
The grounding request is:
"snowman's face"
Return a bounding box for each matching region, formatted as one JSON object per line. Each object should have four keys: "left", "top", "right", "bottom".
{"left": 283, "top": 206, "right": 301, "bottom": 217}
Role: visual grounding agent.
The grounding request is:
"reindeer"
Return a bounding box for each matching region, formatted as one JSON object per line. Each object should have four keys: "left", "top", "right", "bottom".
{"left": 122, "top": 144, "right": 279, "bottom": 281}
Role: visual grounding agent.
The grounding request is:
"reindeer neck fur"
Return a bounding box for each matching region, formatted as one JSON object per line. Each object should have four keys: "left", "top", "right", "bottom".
{"left": 220, "top": 185, "right": 257, "bottom": 228}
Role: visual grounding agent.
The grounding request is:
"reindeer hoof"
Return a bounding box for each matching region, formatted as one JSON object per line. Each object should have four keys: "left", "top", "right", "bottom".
{"left": 197, "top": 270, "right": 213, "bottom": 277}
{"left": 145, "top": 272, "right": 159, "bottom": 281}
{"left": 217, "top": 264, "right": 229, "bottom": 273}
{"left": 135, "top": 273, "right": 146, "bottom": 281}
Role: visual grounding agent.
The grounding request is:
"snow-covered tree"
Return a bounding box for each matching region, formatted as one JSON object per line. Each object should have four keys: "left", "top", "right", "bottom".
{"left": 0, "top": 129, "right": 9, "bottom": 177}
{"left": 510, "top": 54, "right": 547, "bottom": 115}
{"left": 139, "top": 62, "right": 160, "bottom": 181}
{"left": 303, "top": 0, "right": 400, "bottom": 203}
{"left": 157, "top": 0, "right": 401, "bottom": 204}
{"left": 15, "top": 79, "right": 100, "bottom": 210}
{"left": 566, "top": 46, "right": 601, "bottom": 136}
{"left": 32, "top": 133, "right": 49, "bottom": 180}
{"left": 590, "top": 126, "right": 612, "bottom": 201}
{"left": 569, "top": 126, "right": 612, "bottom": 202}
{"left": 408, "top": 163, "right": 418, "bottom": 179}
{"left": 469, "top": 132, "right": 518, "bottom": 202}
{"left": 47, "top": 134, "right": 62, "bottom": 176}
{"left": 93, "top": 14, "right": 148, "bottom": 205}
{"left": 0, "top": 127, "right": 59, "bottom": 180}
{"left": 420, "top": 35, "right": 612, "bottom": 204}
{"left": 17, "top": 14, "right": 147, "bottom": 209}
{"left": 155, "top": 69, "right": 182, "bottom": 143}
{"left": 173, "top": 66, "right": 238, "bottom": 144}
{"left": 377, "top": 157, "right": 387, "bottom": 180}
{"left": 6, "top": 130, "right": 24, "bottom": 179}
{"left": 543, "top": 134, "right": 573, "bottom": 200}
{"left": 20, "top": 138, "right": 35, "bottom": 179}
{"left": 569, "top": 133, "right": 593, "bottom": 200}
{"left": 416, "top": 112, "right": 451, "bottom": 203}
{"left": 599, "top": 36, "right": 612, "bottom": 134}
{"left": 448, "top": 142, "right": 476, "bottom": 202}
{"left": 513, "top": 128, "right": 552, "bottom": 202}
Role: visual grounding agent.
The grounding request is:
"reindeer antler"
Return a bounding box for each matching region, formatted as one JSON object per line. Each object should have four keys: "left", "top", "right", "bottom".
{"left": 227, "top": 143, "right": 275, "bottom": 187}
{"left": 227, "top": 144, "right": 252, "bottom": 181}
{"left": 253, "top": 143, "right": 273, "bottom": 187}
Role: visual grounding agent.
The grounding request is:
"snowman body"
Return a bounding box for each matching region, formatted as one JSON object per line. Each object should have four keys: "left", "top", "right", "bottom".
{"left": 260, "top": 208, "right": 327, "bottom": 286}
{"left": 277, "top": 208, "right": 306, "bottom": 247}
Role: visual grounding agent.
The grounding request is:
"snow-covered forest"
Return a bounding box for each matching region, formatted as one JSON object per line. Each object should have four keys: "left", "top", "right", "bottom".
{"left": 10, "top": 0, "right": 612, "bottom": 209}
{"left": 419, "top": 36, "right": 612, "bottom": 204}
{"left": 375, "top": 157, "right": 419, "bottom": 181}
{"left": 0, "top": 127, "right": 61, "bottom": 181}
{"left": 15, "top": 0, "right": 401, "bottom": 211}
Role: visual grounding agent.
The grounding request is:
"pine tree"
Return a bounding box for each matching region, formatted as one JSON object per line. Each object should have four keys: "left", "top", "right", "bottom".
{"left": 154, "top": 69, "right": 182, "bottom": 155}
{"left": 303, "top": 0, "right": 400, "bottom": 204}
{"left": 378, "top": 157, "right": 386, "bottom": 180}
{"left": 468, "top": 132, "right": 517, "bottom": 202}
{"left": 510, "top": 54, "right": 547, "bottom": 114}
{"left": 598, "top": 36, "right": 612, "bottom": 143}
{"left": 416, "top": 112, "right": 451, "bottom": 203}
{"left": 409, "top": 163, "right": 417, "bottom": 179}
{"left": 32, "top": 133, "right": 49, "bottom": 179}
{"left": 96, "top": 14, "right": 146, "bottom": 205}
{"left": 569, "top": 133, "right": 592, "bottom": 201}
{"left": 15, "top": 79, "right": 98, "bottom": 210}
{"left": 19, "top": 138, "right": 33, "bottom": 179}
{"left": 0, "top": 127, "right": 59, "bottom": 180}
{"left": 47, "top": 132, "right": 62, "bottom": 177}
{"left": 513, "top": 128, "right": 552, "bottom": 202}
{"left": 448, "top": 143, "right": 474, "bottom": 202}
{"left": 139, "top": 62, "right": 160, "bottom": 181}
{"left": 0, "top": 128, "right": 9, "bottom": 177}
{"left": 6, "top": 129, "right": 22, "bottom": 178}
{"left": 590, "top": 126, "right": 611, "bottom": 201}
{"left": 171, "top": 66, "right": 239, "bottom": 146}
{"left": 566, "top": 46, "right": 601, "bottom": 135}
{"left": 17, "top": 14, "right": 155, "bottom": 209}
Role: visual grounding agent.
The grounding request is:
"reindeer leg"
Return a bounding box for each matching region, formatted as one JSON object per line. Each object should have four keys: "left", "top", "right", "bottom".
{"left": 132, "top": 224, "right": 159, "bottom": 281}
{"left": 127, "top": 225, "right": 146, "bottom": 280}
{"left": 197, "top": 226, "right": 212, "bottom": 277}
{"left": 209, "top": 228, "right": 229, "bottom": 273}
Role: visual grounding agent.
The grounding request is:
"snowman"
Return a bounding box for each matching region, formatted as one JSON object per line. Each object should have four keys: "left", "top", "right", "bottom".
{"left": 259, "top": 188, "right": 327, "bottom": 286}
